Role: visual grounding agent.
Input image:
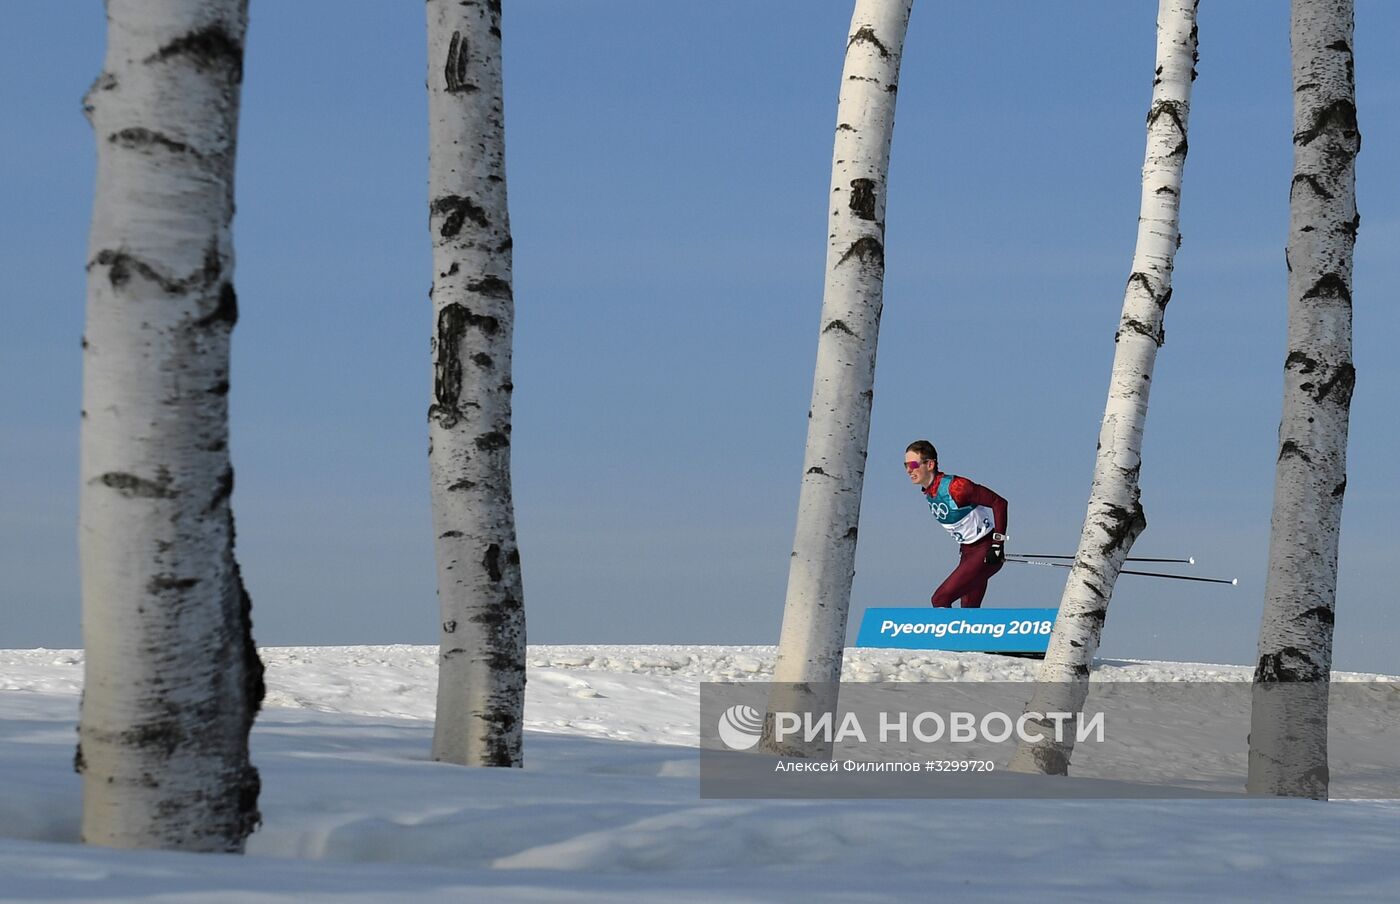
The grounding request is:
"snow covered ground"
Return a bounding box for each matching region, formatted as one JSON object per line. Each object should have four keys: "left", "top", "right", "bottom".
{"left": 3, "top": 645, "right": 1399, "bottom": 902}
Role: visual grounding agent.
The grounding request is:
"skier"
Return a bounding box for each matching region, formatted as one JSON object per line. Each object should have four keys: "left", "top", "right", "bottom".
{"left": 904, "top": 440, "right": 1009, "bottom": 608}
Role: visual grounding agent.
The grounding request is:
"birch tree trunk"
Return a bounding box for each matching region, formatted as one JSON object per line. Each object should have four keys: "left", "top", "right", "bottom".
{"left": 767, "top": 0, "right": 912, "bottom": 745}
{"left": 1248, "top": 0, "right": 1359, "bottom": 800}
{"left": 78, "top": 0, "right": 263, "bottom": 851}
{"left": 1010, "top": 0, "right": 1197, "bottom": 776}
{"left": 427, "top": 0, "right": 526, "bottom": 767}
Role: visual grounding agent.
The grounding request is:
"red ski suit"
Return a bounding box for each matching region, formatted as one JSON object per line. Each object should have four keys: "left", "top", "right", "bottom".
{"left": 923, "top": 474, "right": 1008, "bottom": 608}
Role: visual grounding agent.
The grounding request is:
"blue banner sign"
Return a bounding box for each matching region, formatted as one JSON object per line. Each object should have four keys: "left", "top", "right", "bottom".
{"left": 856, "top": 608, "right": 1060, "bottom": 653}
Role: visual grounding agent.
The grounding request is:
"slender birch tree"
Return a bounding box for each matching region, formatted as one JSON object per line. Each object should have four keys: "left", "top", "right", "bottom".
{"left": 1248, "top": 0, "right": 1359, "bottom": 800}
{"left": 77, "top": 0, "right": 263, "bottom": 851}
{"left": 768, "top": 0, "right": 912, "bottom": 724}
{"left": 427, "top": 0, "right": 526, "bottom": 767}
{"left": 1010, "top": 0, "right": 1198, "bottom": 776}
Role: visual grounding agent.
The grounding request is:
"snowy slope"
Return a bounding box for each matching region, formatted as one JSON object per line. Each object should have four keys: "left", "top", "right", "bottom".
{"left": 2, "top": 645, "right": 1398, "bottom": 902}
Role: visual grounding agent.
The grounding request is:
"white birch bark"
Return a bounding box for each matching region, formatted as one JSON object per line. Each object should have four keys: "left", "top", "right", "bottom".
{"left": 766, "top": 0, "right": 911, "bottom": 748}
{"left": 1248, "top": 0, "right": 1359, "bottom": 800}
{"left": 427, "top": 0, "right": 526, "bottom": 767}
{"left": 78, "top": 0, "right": 262, "bottom": 851}
{"left": 1010, "top": 0, "right": 1198, "bottom": 776}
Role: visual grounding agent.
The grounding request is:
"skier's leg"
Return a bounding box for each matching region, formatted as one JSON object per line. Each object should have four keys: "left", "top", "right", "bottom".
{"left": 931, "top": 545, "right": 985, "bottom": 607}
{"left": 934, "top": 538, "right": 1005, "bottom": 608}
{"left": 930, "top": 573, "right": 960, "bottom": 607}
{"left": 960, "top": 546, "right": 1006, "bottom": 607}
{"left": 960, "top": 577, "right": 990, "bottom": 608}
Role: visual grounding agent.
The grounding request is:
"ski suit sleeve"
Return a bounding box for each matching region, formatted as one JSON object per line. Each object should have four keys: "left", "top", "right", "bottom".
{"left": 949, "top": 477, "right": 1008, "bottom": 538}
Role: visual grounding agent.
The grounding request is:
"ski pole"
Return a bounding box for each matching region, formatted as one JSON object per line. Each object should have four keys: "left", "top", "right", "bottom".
{"left": 1004, "top": 557, "right": 1237, "bottom": 586}
{"left": 1014, "top": 554, "right": 1195, "bottom": 565}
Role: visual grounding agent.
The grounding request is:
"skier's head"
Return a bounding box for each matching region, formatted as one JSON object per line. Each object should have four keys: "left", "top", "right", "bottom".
{"left": 904, "top": 440, "right": 938, "bottom": 487}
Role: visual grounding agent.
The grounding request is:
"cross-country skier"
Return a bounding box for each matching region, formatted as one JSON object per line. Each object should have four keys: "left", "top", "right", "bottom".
{"left": 904, "top": 439, "right": 1009, "bottom": 608}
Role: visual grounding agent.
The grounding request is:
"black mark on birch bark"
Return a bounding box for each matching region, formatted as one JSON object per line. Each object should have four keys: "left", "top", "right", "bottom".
{"left": 848, "top": 26, "right": 890, "bottom": 58}
{"left": 1117, "top": 318, "right": 1163, "bottom": 346}
{"left": 1295, "top": 100, "right": 1358, "bottom": 147}
{"left": 91, "top": 243, "right": 222, "bottom": 296}
{"left": 1256, "top": 647, "right": 1324, "bottom": 682}
{"left": 430, "top": 303, "right": 503, "bottom": 429}
{"left": 440, "top": 530, "right": 464, "bottom": 539}
{"left": 836, "top": 236, "right": 884, "bottom": 269}
{"left": 1119, "top": 278, "right": 1166, "bottom": 342}
{"left": 197, "top": 283, "right": 238, "bottom": 327}
{"left": 1298, "top": 606, "right": 1335, "bottom": 627}
{"left": 94, "top": 718, "right": 186, "bottom": 759}
{"left": 235, "top": 758, "right": 261, "bottom": 841}
{"left": 98, "top": 472, "right": 176, "bottom": 499}
{"left": 1331, "top": 479, "right": 1347, "bottom": 498}
{"left": 1312, "top": 362, "right": 1355, "bottom": 405}
{"left": 483, "top": 544, "right": 504, "bottom": 582}
{"left": 462, "top": 306, "right": 501, "bottom": 335}
{"left": 1146, "top": 99, "right": 1186, "bottom": 130}
{"left": 849, "top": 179, "right": 877, "bottom": 221}
{"left": 474, "top": 709, "right": 520, "bottom": 767}
{"left": 1023, "top": 736, "right": 1070, "bottom": 776}
{"left": 232, "top": 556, "right": 264, "bottom": 738}
{"left": 1291, "top": 174, "right": 1335, "bottom": 202}
{"left": 467, "top": 276, "right": 512, "bottom": 300}
{"left": 445, "top": 32, "right": 476, "bottom": 93}
{"left": 109, "top": 128, "right": 195, "bottom": 156}
{"left": 470, "top": 599, "right": 523, "bottom": 636}
{"left": 823, "top": 320, "right": 856, "bottom": 337}
{"left": 1285, "top": 351, "right": 1319, "bottom": 374}
{"left": 146, "top": 25, "right": 245, "bottom": 83}
{"left": 430, "top": 305, "right": 468, "bottom": 429}
{"left": 1095, "top": 503, "right": 1145, "bottom": 557}
{"left": 431, "top": 195, "right": 489, "bottom": 239}
{"left": 1279, "top": 440, "right": 1312, "bottom": 464}
{"left": 206, "top": 467, "right": 234, "bottom": 514}
{"left": 82, "top": 72, "right": 117, "bottom": 117}
{"left": 448, "top": 479, "right": 477, "bottom": 492}
{"left": 1147, "top": 99, "right": 1189, "bottom": 157}
{"left": 147, "top": 575, "right": 201, "bottom": 594}
{"left": 475, "top": 432, "right": 509, "bottom": 451}
{"left": 1301, "top": 273, "right": 1352, "bottom": 304}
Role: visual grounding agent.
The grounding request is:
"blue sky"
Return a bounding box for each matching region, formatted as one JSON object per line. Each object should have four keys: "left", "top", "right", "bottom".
{"left": 3, "top": 2, "right": 1398, "bottom": 672}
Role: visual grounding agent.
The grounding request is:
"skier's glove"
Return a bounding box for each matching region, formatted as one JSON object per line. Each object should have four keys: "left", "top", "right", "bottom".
{"left": 984, "top": 543, "right": 1005, "bottom": 566}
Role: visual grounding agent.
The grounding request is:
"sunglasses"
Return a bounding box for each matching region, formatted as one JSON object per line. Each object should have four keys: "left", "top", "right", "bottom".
{"left": 904, "top": 460, "right": 929, "bottom": 472}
